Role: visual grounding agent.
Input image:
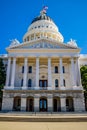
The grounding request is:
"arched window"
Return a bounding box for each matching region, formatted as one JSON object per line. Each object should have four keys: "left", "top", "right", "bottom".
{"left": 21, "top": 79, "right": 23, "bottom": 87}
{"left": 22, "top": 66, "right": 24, "bottom": 73}
{"left": 55, "top": 66, "right": 58, "bottom": 73}
{"left": 63, "top": 79, "right": 66, "bottom": 86}
{"left": 55, "top": 79, "right": 58, "bottom": 87}
{"left": 29, "top": 66, "right": 32, "bottom": 73}
{"left": 62, "top": 66, "right": 65, "bottom": 73}
{"left": 28, "top": 79, "right": 32, "bottom": 87}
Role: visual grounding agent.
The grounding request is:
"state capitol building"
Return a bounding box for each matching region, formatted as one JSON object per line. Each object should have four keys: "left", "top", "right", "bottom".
{"left": 1, "top": 7, "right": 87, "bottom": 112}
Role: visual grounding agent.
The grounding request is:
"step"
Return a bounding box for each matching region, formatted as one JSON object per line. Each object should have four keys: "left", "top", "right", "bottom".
{"left": 0, "top": 112, "right": 87, "bottom": 122}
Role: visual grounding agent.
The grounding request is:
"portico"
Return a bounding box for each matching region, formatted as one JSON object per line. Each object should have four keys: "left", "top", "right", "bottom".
{"left": 5, "top": 56, "right": 81, "bottom": 90}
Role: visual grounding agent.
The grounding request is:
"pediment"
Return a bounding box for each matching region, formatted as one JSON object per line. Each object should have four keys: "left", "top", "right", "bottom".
{"left": 8, "top": 41, "right": 78, "bottom": 50}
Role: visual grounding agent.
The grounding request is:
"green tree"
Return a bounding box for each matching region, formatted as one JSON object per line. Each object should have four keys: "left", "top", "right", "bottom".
{"left": 0, "top": 58, "right": 6, "bottom": 98}
{"left": 80, "top": 65, "right": 87, "bottom": 110}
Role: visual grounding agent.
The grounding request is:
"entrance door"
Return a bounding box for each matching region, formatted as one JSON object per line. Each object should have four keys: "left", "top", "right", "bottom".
{"left": 39, "top": 98, "right": 47, "bottom": 112}
{"left": 26, "top": 98, "right": 34, "bottom": 112}
{"left": 53, "top": 99, "right": 57, "bottom": 112}
{"left": 53, "top": 98, "right": 61, "bottom": 112}
{"left": 66, "top": 97, "right": 74, "bottom": 112}
{"left": 13, "top": 97, "right": 21, "bottom": 111}
{"left": 39, "top": 80, "right": 48, "bottom": 88}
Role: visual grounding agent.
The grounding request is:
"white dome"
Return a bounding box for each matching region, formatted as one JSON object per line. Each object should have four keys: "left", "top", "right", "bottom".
{"left": 23, "top": 10, "right": 64, "bottom": 43}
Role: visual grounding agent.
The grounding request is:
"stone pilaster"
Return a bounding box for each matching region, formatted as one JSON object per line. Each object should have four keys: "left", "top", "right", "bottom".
{"left": 36, "top": 58, "right": 39, "bottom": 89}
{"left": 23, "top": 58, "right": 28, "bottom": 89}
{"left": 73, "top": 95, "right": 85, "bottom": 112}
{"left": 2, "top": 93, "right": 13, "bottom": 111}
{"left": 48, "top": 58, "right": 52, "bottom": 89}
{"left": 21, "top": 97, "right": 26, "bottom": 111}
{"left": 5, "top": 58, "right": 11, "bottom": 87}
{"left": 48, "top": 96, "right": 53, "bottom": 112}
{"left": 60, "top": 97, "right": 66, "bottom": 112}
{"left": 34, "top": 97, "right": 39, "bottom": 112}
{"left": 11, "top": 58, "right": 16, "bottom": 88}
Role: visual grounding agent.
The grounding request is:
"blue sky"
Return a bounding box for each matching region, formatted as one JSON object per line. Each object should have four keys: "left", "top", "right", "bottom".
{"left": 0, "top": 0, "right": 87, "bottom": 54}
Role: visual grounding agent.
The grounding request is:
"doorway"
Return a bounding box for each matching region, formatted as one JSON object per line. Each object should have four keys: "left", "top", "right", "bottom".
{"left": 26, "top": 97, "right": 34, "bottom": 112}
{"left": 39, "top": 98, "right": 47, "bottom": 112}
{"left": 66, "top": 97, "right": 74, "bottom": 112}
{"left": 53, "top": 97, "right": 61, "bottom": 112}
{"left": 13, "top": 96, "right": 21, "bottom": 111}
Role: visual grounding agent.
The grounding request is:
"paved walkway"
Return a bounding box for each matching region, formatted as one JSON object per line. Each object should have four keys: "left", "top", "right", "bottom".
{"left": 0, "top": 112, "right": 87, "bottom": 130}
{"left": 0, "top": 122, "right": 87, "bottom": 130}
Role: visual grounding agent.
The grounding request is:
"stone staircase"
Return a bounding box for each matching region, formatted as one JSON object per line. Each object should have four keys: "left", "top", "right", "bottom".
{"left": 0, "top": 112, "right": 87, "bottom": 122}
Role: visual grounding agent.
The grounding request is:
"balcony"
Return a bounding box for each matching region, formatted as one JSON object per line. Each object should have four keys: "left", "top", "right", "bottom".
{"left": 4, "top": 86, "right": 83, "bottom": 91}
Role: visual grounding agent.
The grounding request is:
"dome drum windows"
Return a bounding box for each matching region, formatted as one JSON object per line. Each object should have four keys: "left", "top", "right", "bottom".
{"left": 36, "top": 33, "right": 40, "bottom": 39}
{"left": 31, "top": 34, "right": 34, "bottom": 40}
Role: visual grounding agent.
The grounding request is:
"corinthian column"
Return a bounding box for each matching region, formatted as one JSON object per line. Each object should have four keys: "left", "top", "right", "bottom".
{"left": 5, "top": 57, "right": 11, "bottom": 87}
{"left": 48, "top": 58, "right": 52, "bottom": 89}
{"left": 71, "top": 58, "right": 76, "bottom": 87}
{"left": 11, "top": 58, "right": 16, "bottom": 88}
{"left": 75, "top": 57, "right": 81, "bottom": 87}
{"left": 22, "top": 58, "right": 28, "bottom": 89}
{"left": 36, "top": 57, "right": 39, "bottom": 89}
{"left": 59, "top": 58, "right": 64, "bottom": 87}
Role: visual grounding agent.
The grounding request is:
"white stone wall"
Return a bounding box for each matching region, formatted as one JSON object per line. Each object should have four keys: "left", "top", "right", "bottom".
{"left": 2, "top": 93, "right": 13, "bottom": 111}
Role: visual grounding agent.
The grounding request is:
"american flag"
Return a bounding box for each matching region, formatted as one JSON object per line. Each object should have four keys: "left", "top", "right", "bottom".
{"left": 43, "top": 6, "right": 48, "bottom": 10}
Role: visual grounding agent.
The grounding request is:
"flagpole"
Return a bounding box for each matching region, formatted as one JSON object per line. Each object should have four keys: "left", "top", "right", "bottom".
{"left": 42, "top": 0, "right": 45, "bottom": 7}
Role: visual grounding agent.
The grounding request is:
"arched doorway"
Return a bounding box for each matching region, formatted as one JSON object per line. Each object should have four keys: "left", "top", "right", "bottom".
{"left": 53, "top": 97, "right": 61, "bottom": 112}
{"left": 39, "top": 97, "right": 47, "bottom": 112}
{"left": 66, "top": 97, "right": 74, "bottom": 112}
{"left": 13, "top": 96, "right": 21, "bottom": 111}
{"left": 26, "top": 97, "right": 34, "bottom": 112}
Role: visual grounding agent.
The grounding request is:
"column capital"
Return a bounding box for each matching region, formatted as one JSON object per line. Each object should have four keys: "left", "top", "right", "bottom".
{"left": 59, "top": 57, "right": 63, "bottom": 59}
{"left": 36, "top": 57, "right": 39, "bottom": 60}
{"left": 24, "top": 57, "right": 28, "bottom": 62}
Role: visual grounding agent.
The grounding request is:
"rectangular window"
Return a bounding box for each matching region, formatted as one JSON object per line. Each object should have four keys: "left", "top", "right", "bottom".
{"left": 55, "top": 66, "right": 58, "bottom": 73}
{"left": 22, "top": 66, "right": 24, "bottom": 73}
{"left": 28, "top": 79, "right": 32, "bottom": 87}
{"left": 63, "top": 79, "right": 66, "bottom": 87}
{"left": 63, "top": 66, "right": 65, "bottom": 73}
{"left": 29, "top": 66, "right": 32, "bottom": 73}
{"left": 55, "top": 79, "right": 58, "bottom": 87}
{"left": 21, "top": 79, "right": 23, "bottom": 87}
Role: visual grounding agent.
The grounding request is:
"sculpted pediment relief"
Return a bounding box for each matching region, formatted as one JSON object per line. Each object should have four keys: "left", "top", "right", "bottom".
{"left": 11, "top": 42, "right": 76, "bottom": 49}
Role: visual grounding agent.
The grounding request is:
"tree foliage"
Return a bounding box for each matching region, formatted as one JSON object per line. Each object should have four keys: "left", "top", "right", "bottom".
{"left": 80, "top": 65, "right": 87, "bottom": 99}
{"left": 0, "top": 58, "right": 6, "bottom": 98}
